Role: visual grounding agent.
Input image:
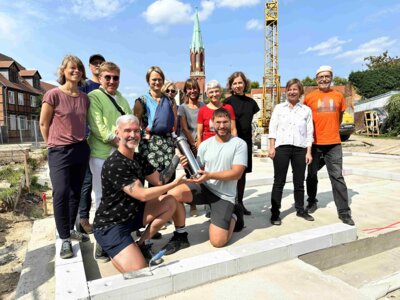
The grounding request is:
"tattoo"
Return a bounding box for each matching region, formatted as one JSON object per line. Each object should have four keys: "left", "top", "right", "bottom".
{"left": 159, "top": 155, "right": 180, "bottom": 184}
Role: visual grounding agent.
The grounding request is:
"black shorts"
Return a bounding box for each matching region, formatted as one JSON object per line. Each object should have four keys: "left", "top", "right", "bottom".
{"left": 187, "top": 183, "right": 234, "bottom": 230}
{"left": 93, "top": 206, "right": 144, "bottom": 258}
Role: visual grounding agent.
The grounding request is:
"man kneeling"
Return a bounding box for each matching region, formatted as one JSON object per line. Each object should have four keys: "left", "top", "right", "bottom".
{"left": 93, "top": 115, "right": 186, "bottom": 273}
{"left": 163, "top": 108, "right": 247, "bottom": 253}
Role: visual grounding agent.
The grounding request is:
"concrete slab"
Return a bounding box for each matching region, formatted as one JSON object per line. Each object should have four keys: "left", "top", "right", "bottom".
{"left": 160, "top": 259, "right": 373, "bottom": 300}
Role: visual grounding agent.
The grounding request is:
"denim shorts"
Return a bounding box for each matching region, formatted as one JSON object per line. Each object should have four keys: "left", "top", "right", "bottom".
{"left": 93, "top": 208, "right": 144, "bottom": 258}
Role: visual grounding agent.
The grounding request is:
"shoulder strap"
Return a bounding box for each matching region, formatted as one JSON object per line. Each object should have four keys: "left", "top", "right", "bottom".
{"left": 100, "top": 89, "right": 125, "bottom": 115}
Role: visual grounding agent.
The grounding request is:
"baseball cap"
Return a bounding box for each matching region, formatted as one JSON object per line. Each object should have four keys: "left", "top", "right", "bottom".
{"left": 316, "top": 65, "right": 333, "bottom": 76}
{"left": 89, "top": 54, "right": 105, "bottom": 64}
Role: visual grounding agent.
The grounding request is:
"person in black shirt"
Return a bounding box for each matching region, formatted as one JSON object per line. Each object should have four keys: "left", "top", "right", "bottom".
{"left": 225, "top": 72, "right": 260, "bottom": 215}
{"left": 93, "top": 114, "right": 187, "bottom": 273}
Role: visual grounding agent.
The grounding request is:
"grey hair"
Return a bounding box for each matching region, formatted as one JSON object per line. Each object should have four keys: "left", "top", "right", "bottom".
{"left": 116, "top": 114, "right": 140, "bottom": 128}
{"left": 206, "top": 80, "right": 221, "bottom": 93}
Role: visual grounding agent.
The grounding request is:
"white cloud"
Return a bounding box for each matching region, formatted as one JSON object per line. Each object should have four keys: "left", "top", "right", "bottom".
{"left": 143, "top": 0, "right": 216, "bottom": 31}
{"left": 335, "top": 36, "right": 397, "bottom": 63}
{"left": 198, "top": 1, "right": 216, "bottom": 21}
{"left": 216, "top": 0, "right": 260, "bottom": 9}
{"left": 0, "top": 12, "right": 20, "bottom": 46}
{"left": 71, "top": 0, "right": 134, "bottom": 20}
{"left": 246, "top": 19, "right": 262, "bottom": 31}
{"left": 301, "top": 36, "right": 351, "bottom": 56}
{"left": 143, "top": 0, "right": 192, "bottom": 25}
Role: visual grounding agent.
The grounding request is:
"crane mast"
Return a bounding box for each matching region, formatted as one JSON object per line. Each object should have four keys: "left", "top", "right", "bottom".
{"left": 258, "top": 0, "right": 280, "bottom": 133}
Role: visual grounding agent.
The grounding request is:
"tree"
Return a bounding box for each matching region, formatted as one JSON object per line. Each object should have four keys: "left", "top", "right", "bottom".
{"left": 332, "top": 76, "right": 348, "bottom": 86}
{"left": 384, "top": 93, "right": 400, "bottom": 136}
{"left": 364, "top": 51, "right": 400, "bottom": 70}
{"left": 301, "top": 76, "right": 317, "bottom": 86}
{"left": 250, "top": 81, "right": 260, "bottom": 89}
{"left": 349, "top": 65, "right": 400, "bottom": 98}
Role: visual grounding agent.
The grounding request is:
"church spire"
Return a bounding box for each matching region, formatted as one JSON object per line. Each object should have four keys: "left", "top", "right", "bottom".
{"left": 191, "top": 9, "right": 204, "bottom": 53}
{"left": 190, "top": 9, "right": 205, "bottom": 96}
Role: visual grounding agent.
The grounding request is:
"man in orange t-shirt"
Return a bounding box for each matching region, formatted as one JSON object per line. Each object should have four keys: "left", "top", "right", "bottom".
{"left": 303, "top": 66, "right": 354, "bottom": 226}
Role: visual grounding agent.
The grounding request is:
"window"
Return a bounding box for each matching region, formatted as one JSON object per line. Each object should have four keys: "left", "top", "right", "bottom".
{"left": 9, "top": 114, "right": 17, "bottom": 130}
{"left": 18, "top": 93, "right": 24, "bottom": 105}
{"left": 17, "top": 116, "right": 27, "bottom": 130}
{"left": 30, "top": 95, "right": 37, "bottom": 107}
{"left": 8, "top": 91, "right": 15, "bottom": 104}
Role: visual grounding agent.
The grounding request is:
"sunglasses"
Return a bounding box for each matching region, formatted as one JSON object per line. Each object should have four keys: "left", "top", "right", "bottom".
{"left": 103, "top": 75, "right": 120, "bottom": 81}
{"left": 166, "top": 89, "right": 176, "bottom": 94}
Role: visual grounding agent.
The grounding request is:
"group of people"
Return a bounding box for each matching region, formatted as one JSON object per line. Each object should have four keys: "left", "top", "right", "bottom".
{"left": 39, "top": 53, "right": 354, "bottom": 274}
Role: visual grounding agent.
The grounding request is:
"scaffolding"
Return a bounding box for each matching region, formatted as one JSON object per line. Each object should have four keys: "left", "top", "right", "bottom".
{"left": 258, "top": 0, "right": 280, "bottom": 133}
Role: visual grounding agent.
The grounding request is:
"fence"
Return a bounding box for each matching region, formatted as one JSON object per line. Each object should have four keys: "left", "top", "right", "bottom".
{"left": 0, "top": 116, "right": 43, "bottom": 146}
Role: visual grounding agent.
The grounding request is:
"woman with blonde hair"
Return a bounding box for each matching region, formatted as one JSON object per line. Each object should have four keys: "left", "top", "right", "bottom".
{"left": 40, "top": 55, "right": 90, "bottom": 259}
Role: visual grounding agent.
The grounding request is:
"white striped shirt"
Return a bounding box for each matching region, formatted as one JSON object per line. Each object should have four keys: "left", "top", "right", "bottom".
{"left": 268, "top": 101, "right": 313, "bottom": 148}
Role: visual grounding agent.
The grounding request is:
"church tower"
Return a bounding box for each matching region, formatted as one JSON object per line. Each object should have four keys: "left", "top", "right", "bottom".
{"left": 190, "top": 10, "right": 205, "bottom": 97}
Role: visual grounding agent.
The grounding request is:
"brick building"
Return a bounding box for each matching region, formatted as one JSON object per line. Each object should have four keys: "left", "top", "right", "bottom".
{"left": 0, "top": 53, "right": 56, "bottom": 142}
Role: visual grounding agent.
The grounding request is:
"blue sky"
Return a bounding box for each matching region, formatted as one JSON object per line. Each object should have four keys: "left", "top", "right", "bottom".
{"left": 1, "top": 0, "right": 399, "bottom": 106}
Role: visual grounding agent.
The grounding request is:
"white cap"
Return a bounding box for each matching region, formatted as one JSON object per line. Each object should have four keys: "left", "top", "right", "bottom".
{"left": 316, "top": 65, "right": 333, "bottom": 76}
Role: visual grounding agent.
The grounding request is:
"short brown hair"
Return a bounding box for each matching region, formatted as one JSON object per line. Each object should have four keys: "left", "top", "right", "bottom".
{"left": 57, "top": 55, "right": 86, "bottom": 86}
{"left": 285, "top": 78, "right": 304, "bottom": 97}
{"left": 226, "top": 71, "right": 250, "bottom": 95}
{"left": 212, "top": 107, "right": 231, "bottom": 120}
{"left": 146, "top": 66, "right": 165, "bottom": 84}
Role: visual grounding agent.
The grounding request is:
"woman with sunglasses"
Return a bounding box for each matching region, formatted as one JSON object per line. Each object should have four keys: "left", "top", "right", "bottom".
{"left": 177, "top": 78, "right": 204, "bottom": 217}
{"left": 161, "top": 80, "right": 179, "bottom": 134}
{"left": 87, "top": 62, "right": 131, "bottom": 261}
{"left": 225, "top": 71, "right": 260, "bottom": 215}
{"left": 40, "top": 55, "right": 90, "bottom": 259}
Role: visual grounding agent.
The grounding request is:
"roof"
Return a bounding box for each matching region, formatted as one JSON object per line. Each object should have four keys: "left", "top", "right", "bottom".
{"left": 191, "top": 10, "right": 204, "bottom": 52}
{"left": 0, "top": 73, "right": 43, "bottom": 95}
{"left": 19, "top": 70, "right": 42, "bottom": 79}
{"left": 40, "top": 81, "right": 57, "bottom": 93}
{"left": 0, "top": 53, "right": 25, "bottom": 70}
{"left": 0, "top": 61, "right": 14, "bottom": 68}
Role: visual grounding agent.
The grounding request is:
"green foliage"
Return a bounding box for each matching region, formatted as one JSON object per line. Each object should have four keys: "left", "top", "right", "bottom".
{"left": 0, "top": 166, "right": 23, "bottom": 186}
{"left": 349, "top": 66, "right": 400, "bottom": 98}
{"left": 384, "top": 93, "right": 400, "bottom": 135}
{"left": 364, "top": 51, "right": 400, "bottom": 70}
{"left": 250, "top": 81, "right": 260, "bottom": 89}
{"left": 301, "top": 76, "right": 317, "bottom": 86}
{"left": 332, "top": 76, "right": 348, "bottom": 86}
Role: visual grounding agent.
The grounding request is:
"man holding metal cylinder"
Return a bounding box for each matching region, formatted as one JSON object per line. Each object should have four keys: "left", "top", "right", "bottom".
{"left": 163, "top": 108, "right": 247, "bottom": 254}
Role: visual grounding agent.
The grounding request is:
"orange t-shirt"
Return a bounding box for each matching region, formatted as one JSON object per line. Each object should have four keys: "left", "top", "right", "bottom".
{"left": 304, "top": 89, "right": 346, "bottom": 145}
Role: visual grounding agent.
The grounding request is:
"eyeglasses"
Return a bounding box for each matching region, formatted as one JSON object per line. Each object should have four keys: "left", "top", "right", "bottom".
{"left": 103, "top": 75, "right": 120, "bottom": 81}
{"left": 317, "top": 75, "right": 332, "bottom": 80}
{"left": 166, "top": 89, "right": 176, "bottom": 94}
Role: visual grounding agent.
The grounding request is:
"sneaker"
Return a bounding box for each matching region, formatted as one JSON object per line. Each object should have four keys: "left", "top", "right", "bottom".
{"left": 79, "top": 218, "right": 93, "bottom": 234}
{"left": 60, "top": 240, "right": 73, "bottom": 259}
{"left": 270, "top": 215, "right": 282, "bottom": 226}
{"left": 233, "top": 203, "right": 244, "bottom": 232}
{"left": 296, "top": 210, "right": 315, "bottom": 221}
{"left": 139, "top": 243, "right": 164, "bottom": 265}
{"left": 339, "top": 215, "right": 355, "bottom": 226}
{"left": 95, "top": 243, "right": 110, "bottom": 263}
{"left": 70, "top": 229, "right": 89, "bottom": 242}
{"left": 162, "top": 232, "right": 190, "bottom": 255}
{"left": 306, "top": 202, "right": 318, "bottom": 214}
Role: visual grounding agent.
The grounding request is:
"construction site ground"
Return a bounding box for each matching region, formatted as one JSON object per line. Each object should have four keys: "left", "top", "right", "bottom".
{"left": 1, "top": 133, "right": 399, "bottom": 299}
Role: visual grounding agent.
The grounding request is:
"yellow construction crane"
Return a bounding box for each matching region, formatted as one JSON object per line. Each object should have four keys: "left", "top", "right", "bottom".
{"left": 258, "top": 0, "right": 281, "bottom": 133}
